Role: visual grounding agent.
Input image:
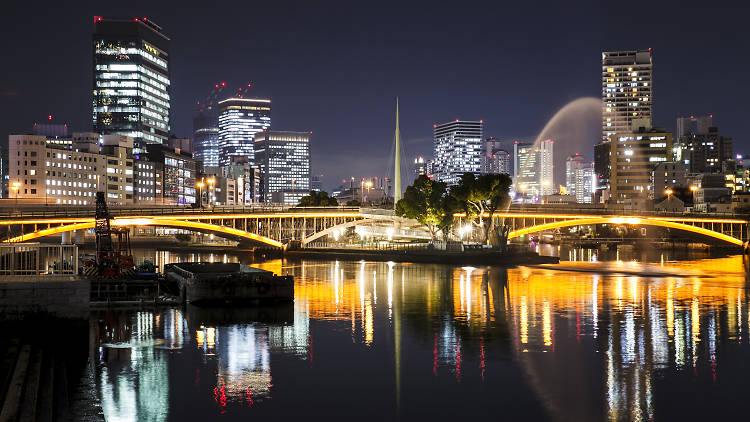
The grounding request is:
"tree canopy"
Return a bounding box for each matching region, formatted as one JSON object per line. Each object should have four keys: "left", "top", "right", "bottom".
{"left": 395, "top": 175, "right": 456, "bottom": 240}
{"left": 451, "top": 173, "right": 512, "bottom": 244}
{"left": 297, "top": 190, "right": 339, "bottom": 207}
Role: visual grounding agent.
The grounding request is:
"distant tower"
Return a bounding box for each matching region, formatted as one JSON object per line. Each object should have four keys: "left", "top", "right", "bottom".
{"left": 394, "top": 98, "right": 401, "bottom": 204}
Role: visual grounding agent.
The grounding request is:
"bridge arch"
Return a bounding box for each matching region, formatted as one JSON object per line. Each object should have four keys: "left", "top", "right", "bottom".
{"left": 8, "top": 218, "right": 284, "bottom": 248}
{"left": 508, "top": 217, "right": 744, "bottom": 246}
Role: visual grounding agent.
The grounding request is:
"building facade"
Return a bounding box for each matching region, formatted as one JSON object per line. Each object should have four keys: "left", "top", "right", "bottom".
{"left": 254, "top": 131, "right": 311, "bottom": 204}
{"left": 514, "top": 139, "right": 554, "bottom": 199}
{"left": 432, "top": 120, "right": 483, "bottom": 185}
{"left": 93, "top": 17, "right": 171, "bottom": 150}
{"left": 608, "top": 127, "right": 673, "bottom": 202}
{"left": 193, "top": 112, "right": 219, "bottom": 169}
{"left": 217, "top": 98, "right": 271, "bottom": 167}
{"left": 145, "top": 144, "right": 196, "bottom": 205}
{"left": 651, "top": 161, "right": 687, "bottom": 200}
{"left": 9, "top": 134, "right": 105, "bottom": 205}
{"left": 602, "top": 49, "right": 653, "bottom": 141}
{"left": 482, "top": 138, "right": 511, "bottom": 175}
{"left": 565, "top": 154, "right": 595, "bottom": 203}
{"left": 675, "top": 118, "right": 733, "bottom": 174}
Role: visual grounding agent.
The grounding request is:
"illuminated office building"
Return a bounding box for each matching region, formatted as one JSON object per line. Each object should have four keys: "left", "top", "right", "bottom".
{"left": 608, "top": 125, "right": 673, "bottom": 201}
{"left": 254, "top": 131, "right": 310, "bottom": 204}
{"left": 217, "top": 98, "right": 271, "bottom": 167}
{"left": 432, "top": 120, "right": 483, "bottom": 185}
{"left": 565, "top": 154, "right": 595, "bottom": 204}
{"left": 93, "top": 17, "right": 171, "bottom": 150}
{"left": 602, "top": 49, "right": 653, "bottom": 140}
{"left": 482, "top": 137, "right": 511, "bottom": 175}
{"left": 193, "top": 112, "right": 219, "bottom": 169}
{"left": 514, "top": 139, "right": 554, "bottom": 200}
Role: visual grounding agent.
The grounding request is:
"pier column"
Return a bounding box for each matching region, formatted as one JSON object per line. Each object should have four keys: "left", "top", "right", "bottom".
{"left": 74, "top": 229, "right": 85, "bottom": 245}
{"left": 61, "top": 231, "right": 72, "bottom": 245}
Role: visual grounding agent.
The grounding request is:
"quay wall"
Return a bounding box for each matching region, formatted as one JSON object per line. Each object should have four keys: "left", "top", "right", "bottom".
{"left": 0, "top": 276, "right": 89, "bottom": 320}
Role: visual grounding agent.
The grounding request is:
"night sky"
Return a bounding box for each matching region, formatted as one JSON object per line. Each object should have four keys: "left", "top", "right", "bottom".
{"left": 2, "top": 1, "right": 747, "bottom": 191}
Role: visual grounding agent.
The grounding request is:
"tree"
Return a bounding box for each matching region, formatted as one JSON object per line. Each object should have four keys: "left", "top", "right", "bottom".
{"left": 451, "top": 173, "right": 512, "bottom": 244}
{"left": 345, "top": 200, "right": 361, "bottom": 206}
{"left": 395, "top": 175, "right": 454, "bottom": 241}
{"left": 297, "top": 191, "right": 339, "bottom": 207}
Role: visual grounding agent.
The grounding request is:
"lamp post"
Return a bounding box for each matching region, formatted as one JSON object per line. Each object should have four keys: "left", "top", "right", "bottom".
{"left": 196, "top": 181, "right": 205, "bottom": 208}
{"left": 207, "top": 177, "right": 215, "bottom": 207}
{"left": 11, "top": 181, "right": 21, "bottom": 211}
{"left": 689, "top": 185, "right": 698, "bottom": 210}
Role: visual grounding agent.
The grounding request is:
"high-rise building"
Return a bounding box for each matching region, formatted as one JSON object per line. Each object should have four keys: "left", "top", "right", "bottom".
{"left": 514, "top": 139, "right": 554, "bottom": 199}
{"left": 674, "top": 116, "right": 733, "bottom": 174}
{"left": 93, "top": 17, "right": 171, "bottom": 150}
{"left": 565, "top": 154, "right": 595, "bottom": 203}
{"left": 676, "top": 115, "right": 713, "bottom": 140}
{"left": 432, "top": 120, "right": 483, "bottom": 185}
{"left": 217, "top": 98, "right": 271, "bottom": 167}
{"left": 254, "top": 131, "right": 310, "bottom": 204}
{"left": 482, "top": 138, "right": 511, "bottom": 175}
{"left": 602, "top": 49, "right": 653, "bottom": 141}
{"left": 413, "top": 156, "right": 428, "bottom": 178}
{"left": 608, "top": 125, "right": 673, "bottom": 202}
{"left": 193, "top": 112, "right": 219, "bottom": 169}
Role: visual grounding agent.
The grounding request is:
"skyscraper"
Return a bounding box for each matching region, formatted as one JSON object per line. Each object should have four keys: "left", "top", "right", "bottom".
{"left": 675, "top": 121, "right": 733, "bottom": 174}
{"left": 254, "top": 130, "right": 310, "bottom": 204}
{"left": 482, "top": 137, "right": 511, "bottom": 175}
{"left": 93, "top": 17, "right": 171, "bottom": 151}
{"left": 602, "top": 49, "right": 653, "bottom": 140}
{"left": 565, "top": 154, "right": 595, "bottom": 203}
{"left": 514, "top": 139, "right": 554, "bottom": 200}
{"left": 193, "top": 112, "right": 219, "bottom": 168}
{"left": 217, "top": 98, "right": 271, "bottom": 167}
{"left": 432, "top": 120, "right": 483, "bottom": 185}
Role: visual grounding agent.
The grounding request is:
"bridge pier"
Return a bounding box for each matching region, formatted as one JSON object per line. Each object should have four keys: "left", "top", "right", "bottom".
{"left": 74, "top": 229, "right": 85, "bottom": 245}
{"left": 61, "top": 231, "right": 71, "bottom": 245}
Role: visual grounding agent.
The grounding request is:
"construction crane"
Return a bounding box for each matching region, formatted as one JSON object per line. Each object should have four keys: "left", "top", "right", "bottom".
{"left": 91, "top": 192, "right": 134, "bottom": 278}
{"left": 196, "top": 81, "right": 227, "bottom": 113}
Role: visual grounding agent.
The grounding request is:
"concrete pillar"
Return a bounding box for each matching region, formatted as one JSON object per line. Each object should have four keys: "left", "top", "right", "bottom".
{"left": 74, "top": 229, "right": 84, "bottom": 245}
{"left": 61, "top": 231, "right": 72, "bottom": 245}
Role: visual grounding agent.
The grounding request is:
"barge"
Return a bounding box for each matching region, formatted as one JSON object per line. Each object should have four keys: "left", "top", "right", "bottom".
{"left": 164, "top": 262, "right": 293, "bottom": 304}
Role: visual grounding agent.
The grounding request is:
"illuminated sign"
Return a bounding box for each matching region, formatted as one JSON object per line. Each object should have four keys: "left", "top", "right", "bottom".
{"left": 143, "top": 43, "right": 160, "bottom": 57}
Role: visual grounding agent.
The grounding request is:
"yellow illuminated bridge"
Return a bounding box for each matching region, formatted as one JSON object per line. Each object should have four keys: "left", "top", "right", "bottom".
{"left": 0, "top": 206, "right": 747, "bottom": 247}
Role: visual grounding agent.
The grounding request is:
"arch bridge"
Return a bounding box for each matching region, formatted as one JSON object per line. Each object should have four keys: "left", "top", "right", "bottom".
{"left": 456, "top": 212, "right": 749, "bottom": 247}
{"left": 0, "top": 206, "right": 747, "bottom": 248}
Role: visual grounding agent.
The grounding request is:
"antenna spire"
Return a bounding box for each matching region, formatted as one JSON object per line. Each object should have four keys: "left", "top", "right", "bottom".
{"left": 394, "top": 97, "right": 402, "bottom": 206}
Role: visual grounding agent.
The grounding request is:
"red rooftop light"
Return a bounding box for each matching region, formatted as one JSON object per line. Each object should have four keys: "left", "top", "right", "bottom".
{"left": 221, "top": 82, "right": 226, "bottom": 87}
{"left": 48, "top": 114, "right": 52, "bottom": 120}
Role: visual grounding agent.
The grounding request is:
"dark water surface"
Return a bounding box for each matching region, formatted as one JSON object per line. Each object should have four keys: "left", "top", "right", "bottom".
{"left": 93, "top": 248, "right": 750, "bottom": 421}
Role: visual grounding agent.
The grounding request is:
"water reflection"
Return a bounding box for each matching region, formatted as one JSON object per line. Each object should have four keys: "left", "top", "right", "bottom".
{"left": 94, "top": 254, "right": 750, "bottom": 420}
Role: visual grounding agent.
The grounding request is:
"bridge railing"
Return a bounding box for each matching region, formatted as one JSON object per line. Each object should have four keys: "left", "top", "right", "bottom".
{"left": 0, "top": 205, "right": 362, "bottom": 219}
{"left": 0, "top": 243, "right": 78, "bottom": 276}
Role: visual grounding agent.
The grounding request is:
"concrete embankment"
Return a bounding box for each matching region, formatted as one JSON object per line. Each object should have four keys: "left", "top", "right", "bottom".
{"left": 0, "top": 276, "right": 89, "bottom": 320}
{"left": 285, "top": 248, "right": 559, "bottom": 266}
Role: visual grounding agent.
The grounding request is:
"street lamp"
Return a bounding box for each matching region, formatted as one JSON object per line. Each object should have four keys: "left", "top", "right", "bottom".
{"left": 689, "top": 185, "right": 698, "bottom": 206}
{"left": 11, "top": 181, "right": 21, "bottom": 210}
{"left": 207, "top": 177, "right": 215, "bottom": 207}
{"left": 196, "top": 181, "right": 205, "bottom": 208}
{"left": 665, "top": 188, "right": 673, "bottom": 198}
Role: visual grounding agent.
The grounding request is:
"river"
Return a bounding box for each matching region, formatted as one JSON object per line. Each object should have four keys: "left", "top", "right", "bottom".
{"left": 92, "top": 247, "right": 750, "bottom": 421}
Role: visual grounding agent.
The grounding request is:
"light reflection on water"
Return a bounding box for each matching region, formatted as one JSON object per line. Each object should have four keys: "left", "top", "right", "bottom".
{"left": 94, "top": 250, "right": 750, "bottom": 421}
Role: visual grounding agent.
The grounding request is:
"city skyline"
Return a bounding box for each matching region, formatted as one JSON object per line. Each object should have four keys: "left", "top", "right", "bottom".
{"left": 1, "top": 2, "right": 748, "bottom": 191}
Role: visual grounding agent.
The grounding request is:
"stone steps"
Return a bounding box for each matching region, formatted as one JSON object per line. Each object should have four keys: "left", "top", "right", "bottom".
{"left": 0, "top": 342, "right": 70, "bottom": 422}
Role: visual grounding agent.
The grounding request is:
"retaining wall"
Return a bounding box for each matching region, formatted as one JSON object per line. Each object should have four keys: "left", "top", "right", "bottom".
{"left": 0, "top": 276, "right": 89, "bottom": 320}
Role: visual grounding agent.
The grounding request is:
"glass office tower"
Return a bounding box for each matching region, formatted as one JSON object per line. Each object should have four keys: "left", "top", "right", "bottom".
{"left": 217, "top": 98, "right": 271, "bottom": 167}
{"left": 93, "top": 17, "right": 171, "bottom": 151}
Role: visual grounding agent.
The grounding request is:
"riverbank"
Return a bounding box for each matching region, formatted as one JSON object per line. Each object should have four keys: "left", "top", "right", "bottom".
{"left": 285, "top": 247, "right": 559, "bottom": 265}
